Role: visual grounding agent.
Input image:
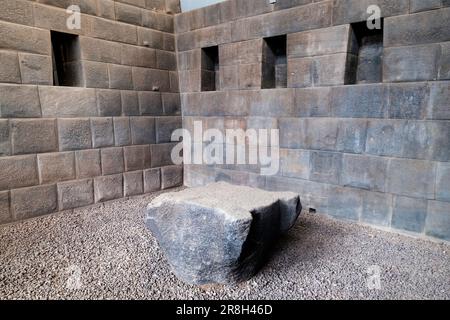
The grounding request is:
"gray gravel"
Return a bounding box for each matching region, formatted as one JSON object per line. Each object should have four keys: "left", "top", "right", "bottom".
{"left": 0, "top": 188, "right": 449, "bottom": 300}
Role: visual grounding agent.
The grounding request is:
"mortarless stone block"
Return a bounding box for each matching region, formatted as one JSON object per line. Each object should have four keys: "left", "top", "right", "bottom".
{"left": 326, "top": 185, "right": 362, "bottom": 221}
{"left": 384, "top": 7, "right": 450, "bottom": 47}
{"left": 18, "top": 53, "right": 52, "bottom": 85}
{"left": 392, "top": 196, "right": 428, "bottom": 233}
{"left": 97, "top": 89, "right": 122, "bottom": 116}
{"left": 130, "top": 117, "right": 156, "bottom": 145}
{"left": 279, "top": 149, "right": 310, "bottom": 180}
{"left": 124, "top": 171, "right": 144, "bottom": 196}
{"left": 94, "top": 174, "right": 123, "bottom": 203}
{"left": 121, "top": 45, "right": 156, "bottom": 68}
{"left": 287, "top": 25, "right": 352, "bottom": 58}
{"left": 58, "top": 118, "right": 92, "bottom": 151}
{"left": 155, "top": 117, "right": 182, "bottom": 143}
{"left": 383, "top": 45, "right": 440, "bottom": 82}
{"left": 57, "top": 179, "right": 94, "bottom": 210}
{"left": 239, "top": 64, "right": 262, "bottom": 89}
{"left": 279, "top": 118, "right": 308, "bottom": 149}
{"left": 220, "top": 65, "right": 239, "bottom": 90}
{"left": 425, "top": 200, "right": 450, "bottom": 241}
{"left": 309, "top": 151, "right": 342, "bottom": 185}
{"left": 83, "top": 61, "right": 109, "bottom": 89}
{"left": 97, "top": 0, "right": 115, "bottom": 19}
{"left": 38, "top": 152, "right": 75, "bottom": 184}
{"left": 0, "top": 155, "right": 38, "bottom": 191}
{"left": 388, "top": 83, "right": 430, "bottom": 119}
{"left": 101, "top": 147, "right": 124, "bottom": 175}
{"left": 0, "top": 84, "right": 41, "bottom": 118}
{"left": 80, "top": 36, "right": 121, "bottom": 64}
{"left": 336, "top": 119, "right": 368, "bottom": 154}
{"left": 387, "top": 158, "right": 436, "bottom": 199}
{"left": 144, "top": 168, "right": 161, "bottom": 192}
{"left": 139, "top": 91, "right": 163, "bottom": 116}
{"left": 293, "top": 87, "right": 331, "bottom": 117}
{"left": 108, "top": 64, "right": 133, "bottom": 90}
{"left": 361, "top": 191, "right": 392, "bottom": 227}
{"left": 331, "top": 84, "right": 387, "bottom": 118}
{"left": 0, "top": 50, "right": 21, "bottom": 83}
{"left": 91, "top": 118, "right": 114, "bottom": 148}
{"left": 436, "top": 162, "right": 450, "bottom": 202}
{"left": 439, "top": 42, "right": 450, "bottom": 80}
{"left": 88, "top": 15, "right": 138, "bottom": 45}
{"left": 124, "top": 145, "right": 151, "bottom": 171}
{"left": 114, "top": 117, "right": 131, "bottom": 146}
{"left": 11, "top": 184, "right": 57, "bottom": 220}
{"left": 11, "top": 119, "right": 58, "bottom": 155}
{"left": 39, "top": 87, "right": 97, "bottom": 118}
{"left": 121, "top": 91, "right": 140, "bottom": 116}
{"left": 162, "top": 93, "right": 181, "bottom": 116}
{"left": 0, "top": 120, "right": 10, "bottom": 156}
{"left": 75, "top": 149, "right": 101, "bottom": 179}
{"left": 0, "top": 21, "right": 51, "bottom": 55}
{"left": 341, "top": 154, "right": 387, "bottom": 192}
{"left": 410, "top": 0, "right": 442, "bottom": 13}
{"left": 0, "top": 191, "right": 11, "bottom": 224}
{"left": 156, "top": 51, "right": 177, "bottom": 71}
{"left": 429, "top": 81, "right": 450, "bottom": 120}
{"left": 145, "top": 182, "right": 301, "bottom": 285}
{"left": 0, "top": 0, "right": 34, "bottom": 26}
{"left": 150, "top": 143, "right": 176, "bottom": 168}
{"left": 132, "top": 67, "right": 170, "bottom": 91}
{"left": 137, "top": 27, "right": 164, "bottom": 49}
{"left": 115, "top": 2, "right": 142, "bottom": 25}
{"left": 306, "top": 118, "right": 338, "bottom": 151}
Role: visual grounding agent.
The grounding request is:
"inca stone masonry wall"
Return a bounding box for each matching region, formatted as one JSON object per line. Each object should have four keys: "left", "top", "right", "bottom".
{"left": 176, "top": 0, "right": 450, "bottom": 241}
{"left": 0, "top": 0, "right": 183, "bottom": 224}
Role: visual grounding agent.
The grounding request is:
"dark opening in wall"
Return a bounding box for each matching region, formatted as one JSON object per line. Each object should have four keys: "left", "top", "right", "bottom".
{"left": 201, "top": 46, "right": 219, "bottom": 91}
{"left": 262, "top": 35, "right": 287, "bottom": 89}
{"left": 51, "top": 31, "right": 83, "bottom": 86}
{"left": 347, "top": 20, "right": 384, "bottom": 84}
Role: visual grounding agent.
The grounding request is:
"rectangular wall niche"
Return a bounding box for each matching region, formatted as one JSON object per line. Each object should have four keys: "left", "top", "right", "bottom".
{"left": 347, "top": 20, "right": 384, "bottom": 84}
{"left": 201, "top": 46, "right": 219, "bottom": 91}
{"left": 51, "top": 31, "right": 83, "bottom": 86}
{"left": 262, "top": 35, "right": 287, "bottom": 89}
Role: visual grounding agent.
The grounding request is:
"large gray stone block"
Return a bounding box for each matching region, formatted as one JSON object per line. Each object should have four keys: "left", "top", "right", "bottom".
{"left": 0, "top": 191, "right": 11, "bottom": 224}
{"left": 0, "top": 50, "right": 21, "bottom": 83}
{"left": 388, "top": 83, "right": 430, "bottom": 119}
{"left": 341, "top": 154, "right": 388, "bottom": 192}
{"left": 0, "top": 120, "right": 10, "bottom": 156}
{"left": 11, "top": 184, "right": 57, "bottom": 220}
{"left": 124, "top": 145, "right": 151, "bottom": 172}
{"left": 392, "top": 196, "right": 428, "bottom": 233}
{"left": 161, "top": 165, "right": 183, "bottom": 189}
{"left": 425, "top": 201, "right": 450, "bottom": 241}
{"left": 75, "top": 149, "right": 101, "bottom": 179}
{"left": 145, "top": 182, "right": 302, "bottom": 285}
{"left": 101, "top": 147, "right": 124, "bottom": 175}
{"left": 124, "top": 171, "right": 144, "bottom": 196}
{"left": 37, "top": 152, "right": 75, "bottom": 184}
{"left": 436, "top": 163, "right": 450, "bottom": 202}
{"left": 97, "top": 89, "right": 122, "bottom": 116}
{"left": 309, "top": 151, "right": 342, "bottom": 185}
{"left": 58, "top": 118, "right": 92, "bottom": 151}
{"left": 39, "top": 87, "right": 97, "bottom": 118}
{"left": 94, "top": 174, "right": 123, "bottom": 203}
{"left": 0, "top": 84, "right": 41, "bottom": 118}
{"left": 114, "top": 117, "right": 131, "bottom": 146}
{"left": 11, "top": 119, "right": 58, "bottom": 155}
{"left": 0, "top": 155, "right": 38, "bottom": 191}
{"left": 130, "top": 117, "right": 156, "bottom": 145}
{"left": 429, "top": 82, "right": 450, "bottom": 120}
{"left": 91, "top": 118, "right": 114, "bottom": 148}
{"left": 18, "top": 53, "right": 52, "bottom": 85}
{"left": 361, "top": 191, "right": 392, "bottom": 227}
{"left": 0, "top": 21, "right": 51, "bottom": 55}
{"left": 57, "top": 179, "right": 94, "bottom": 210}
{"left": 387, "top": 158, "right": 436, "bottom": 199}
{"left": 383, "top": 45, "right": 440, "bottom": 82}
{"left": 143, "top": 168, "right": 161, "bottom": 192}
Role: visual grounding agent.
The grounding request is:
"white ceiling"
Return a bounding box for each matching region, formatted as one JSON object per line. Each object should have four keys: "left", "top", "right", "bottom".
{"left": 180, "top": 0, "right": 227, "bottom": 12}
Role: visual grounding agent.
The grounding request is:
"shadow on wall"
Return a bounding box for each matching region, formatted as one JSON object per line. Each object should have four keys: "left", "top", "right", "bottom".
{"left": 180, "top": 0, "right": 226, "bottom": 12}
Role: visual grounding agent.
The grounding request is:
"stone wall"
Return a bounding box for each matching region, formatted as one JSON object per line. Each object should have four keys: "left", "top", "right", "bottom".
{"left": 0, "top": 0, "right": 183, "bottom": 224}
{"left": 176, "top": 0, "right": 450, "bottom": 241}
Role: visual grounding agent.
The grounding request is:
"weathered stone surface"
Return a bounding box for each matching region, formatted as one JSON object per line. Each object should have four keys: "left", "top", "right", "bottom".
{"left": 161, "top": 165, "right": 183, "bottom": 189}
{"left": 37, "top": 152, "right": 75, "bottom": 184}
{"left": 383, "top": 45, "right": 440, "bottom": 82}
{"left": 0, "top": 191, "right": 11, "bottom": 224}
{"left": 0, "top": 0, "right": 34, "bottom": 26}
{"left": 0, "top": 84, "right": 41, "bottom": 118}
{"left": 121, "top": 91, "right": 140, "bottom": 116}
{"left": 309, "top": 151, "right": 342, "bottom": 185}
{"left": 138, "top": 91, "right": 163, "bottom": 115}
{"left": 39, "top": 87, "right": 97, "bottom": 118}
{"left": 130, "top": 116, "right": 156, "bottom": 144}
{"left": 91, "top": 118, "right": 114, "bottom": 148}
{"left": 97, "top": 89, "right": 122, "bottom": 116}
{"left": 18, "top": 53, "right": 52, "bottom": 85}
{"left": 439, "top": 42, "right": 450, "bottom": 80}
{"left": 101, "top": 147, "right": 124, "bottom": 175}
{"left": 75, "top": 149, "right": 101, "bottom": 179}
{"left": 392, "top": 196, "right": 427, "bottom": 233}
{"left": 80, "top": 36, "right": 121, "bottom": 64}
{"left": 11, "top": 119, "right": 58, "bottom": 155}
{"left": 150, "top": 143, "right": 175, "bottom": 167}
{"left": 425, "top": 200, "right": 450, "bottom": 241}
{"left": 114, "top": 117, "right": 132, "bottom": 146}
{"left": 388, "top": 83, "right": 430, "bottom": 119}
{"left": 0, "top": 155, "right": 38, "bottom": 191}
{"left": 11, "top": 184, "right": 57, "bottom": 220}
{"left": 429, "top": 82, "right": 450, "bottom": 120}
{"left": 94, "top": 174, "right": 123, "bottom": 203}
{"left": 57, "top": 179, "right": 94, "bottom": 210}
{"left": 361, "top": 191, "right": 392, "bottom": 227}
{"left": 0, "top": 120, "right": 10, "bottom": 156}
{"left": 144, "top": 168, "right": 161, "bottom": 192}
{"left": 58, "top": 119, "right": 92, "bottom": 151}
{"left": 0, "top": 21, "right": 51, "bottom": 55}
{"left": 124, "top": 171, "right": 144, "bottom": 196}
{"left": 341, "top": 154, "right": 387, "bottom": 192}
{"left": 436, "top": 162, "right": 450, "bottom": 202}
{"left": 0, "top": 50, "right": 21, "bottom": 83}
{"left": 83, "top": 61, "right": 109, "bottom": 89}
{"left": 145, "top": 182, "right": 302, "bottom": 285}
{"left": 155, "top": 117, "right": 182, "bottom": 143}
{"left": 279, "top": 149, "right": 310, "bottom": 180}
{"left": 124, "top": 145, "right": 151, "bottom": 171}
{"left": 108, "top": 64, "right": 133, "bottom": 90}
{"left": 410, "top": 0, "right": 442, "bottom": 13}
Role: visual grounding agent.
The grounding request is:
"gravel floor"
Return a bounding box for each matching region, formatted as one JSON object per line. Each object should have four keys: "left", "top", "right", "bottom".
{"left": 0, "top": 188, "right": 449, "bottom": 300}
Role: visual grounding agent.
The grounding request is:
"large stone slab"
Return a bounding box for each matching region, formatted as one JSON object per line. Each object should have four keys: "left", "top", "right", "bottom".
{"left": 145, "top": 182, "right": 302, "bottom": 285}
